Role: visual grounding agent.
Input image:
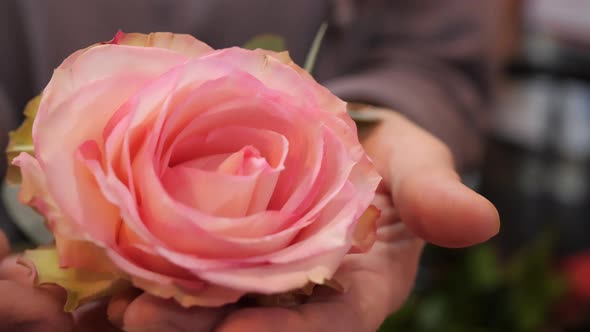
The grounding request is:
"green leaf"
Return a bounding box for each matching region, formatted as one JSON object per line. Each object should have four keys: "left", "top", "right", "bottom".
{"left": 5, "top": 94, "right": 41, "bottom": 184}
{"left": 304, "top": 22, "right": 328, "bottom": 74}
{"left": 243, "top": 34, "right": 286, "bottom": 52}
{"left": 465, "top": 244, "right": 501, "bottom": 290}
{"left": 22, "top": 247, "right": 129, "bottom": 312}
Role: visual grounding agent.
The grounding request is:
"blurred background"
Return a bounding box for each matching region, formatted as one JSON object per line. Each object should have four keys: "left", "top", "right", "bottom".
{"left": 1, "top": 0, "right": 590, "bottom": 331}
{"left": 381, "top": 0, "right": 590, "bottom": 331}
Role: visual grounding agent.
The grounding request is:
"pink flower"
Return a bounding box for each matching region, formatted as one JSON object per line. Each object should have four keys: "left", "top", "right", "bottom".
{"left": 13, "top": 32, "right": 381, "bottom": 306}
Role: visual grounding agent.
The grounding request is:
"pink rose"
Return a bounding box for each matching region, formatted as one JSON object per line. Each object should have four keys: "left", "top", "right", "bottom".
{"left": 13, "top": 32, "right": 381, "bottom": 306}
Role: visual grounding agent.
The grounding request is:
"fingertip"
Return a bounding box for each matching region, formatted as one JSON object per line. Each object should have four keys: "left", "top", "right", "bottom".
{"left": 121, "top": 293, "right": 164, "bottom": 330}
{"left": 439, "top": 187, "right": 500, "bottom": 248}
{"left": 396, "top": 172, "right": 500, "bottom": 248}
{"left": 107, "top": 289, "right": 141, "bottom": 328}
{"left": 107, "top": 298, "right": 127, "bottom": 328}
{"left": 0, "top": 280, "right": 74, "bottom": 332}
{"left": 0, "top": 255, "right": 35, "bottom": 284}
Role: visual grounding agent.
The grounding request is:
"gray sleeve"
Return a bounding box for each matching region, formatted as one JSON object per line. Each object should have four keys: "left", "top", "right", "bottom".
{"left": 321, "top": 0, "right": 498, "bottom": 170}
{"left": 0, "top": 1, "right": 37, "bottom": 178}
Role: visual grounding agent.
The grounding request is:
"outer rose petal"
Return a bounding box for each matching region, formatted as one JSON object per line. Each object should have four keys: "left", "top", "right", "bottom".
{"left": 11, "top": 153, "right": 81, "bottom": 240}
{"left": 53, "top": 235, "right": 119, "bottom": 274}
{"left": 34, "top": 46, "right": 190, "bottom": 246}
{"left": 110, "top": 31, "right": 214, "bottom": 58}
{"left": 37, "top": 45, "right": 188, "bottom": 120}
{"left": 12, "top": 153, "right": 58, "bottom": 224}
{"left": 131, "top": 276, "right": 244, "bottom": 308}
{"left": 250, "top": 49, "right": 347, "bottom": 117}
{"left": 42, "top": 31, "right": 211, "bottom": 120}
{"left": 198, "top": 250, "right": 346, "bottom": 294}
{"left": 104, "top": 248, "right": 245, "bottom": 307}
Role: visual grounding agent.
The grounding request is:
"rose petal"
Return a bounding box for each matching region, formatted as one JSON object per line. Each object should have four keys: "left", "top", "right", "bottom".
{"left": 349, "top": 205, "right": 380, "bottom": 254}
{"left": 12, "top": 153, "right": 59, "bottom": 226}
{"left": 54, "top": 234, "right": 119, "bottom": 274}
{"left": 94, "top": 65, "right": 322, "bottom": 250}
{"left": 151, "top": 73, "right": 324, "bottom": 214}
{"left": 211, "top": 48, "right": 347, "bottom": 116}
{"left": 37, "top": 45, "right": 188, "bottom": 121}
{"left": 161, "top": 147, "right": 270, "bottom": 218}
{"left": 130, "top": 276, "right": 244, "bottom": 308}
{"left": 110, "top": 31, "right": 213, "bottom": 58}
{"left": 34, "top": 46, "right": 191, "bottom": 245}
{"left": 197, "top": 249, "right": 346, "bottom": 294}
{"left": 27, "top": 37, "right": 381, "bottom": 307}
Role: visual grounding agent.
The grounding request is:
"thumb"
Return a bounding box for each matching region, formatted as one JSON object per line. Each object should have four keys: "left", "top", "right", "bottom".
{"left": 362, "top": 112, "right": 499, "bottom": 247}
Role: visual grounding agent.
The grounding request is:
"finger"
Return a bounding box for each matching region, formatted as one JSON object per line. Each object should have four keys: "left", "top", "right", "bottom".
{"left": 0, "top": 280, "right": 73, "bottom": 332}
{"left": 120, "top": 293, "right": 228, "bottom": 332}
{"left": 363, "top": 112, "right": 499, "bottom": 247}
{"left": 216, "top": 291, "right": 369, "bottom": 332}
{"left": 0, "top": 255, "right": 35, "bottom": 285}
{"left": 0, "top": 231, "right": 9, "bottom": 259}
{"left": 73, "top": 300, "right": 122, "bottom": 332}
{"left": 107, "top": 288, "right": 142, "bottom": 328}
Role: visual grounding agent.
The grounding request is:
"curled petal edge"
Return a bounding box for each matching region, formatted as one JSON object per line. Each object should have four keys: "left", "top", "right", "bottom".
{"left": 350, "top": 205, "right": 381, "bottom": 254}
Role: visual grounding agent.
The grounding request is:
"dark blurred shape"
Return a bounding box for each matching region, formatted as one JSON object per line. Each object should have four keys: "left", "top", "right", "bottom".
{"left": 484, "top": 0, "right": 590, "bottom": 257}
{"left": 485, "top": 78, "right": 590, "bottom": 257}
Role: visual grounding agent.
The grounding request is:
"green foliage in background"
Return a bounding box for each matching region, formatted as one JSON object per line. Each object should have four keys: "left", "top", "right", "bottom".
{"left": 379, "top": 233, "right": 568, "bottom": 332}
{"left": 243, "top": 34, "right": 286, "bottom": 52}
{"left": 243, "top": 22, "right": 327, "bottom": 74}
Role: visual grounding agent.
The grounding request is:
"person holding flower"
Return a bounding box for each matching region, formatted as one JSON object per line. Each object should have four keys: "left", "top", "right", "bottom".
{"left": 0, "top": 1, "right": 500, "bottom": 331}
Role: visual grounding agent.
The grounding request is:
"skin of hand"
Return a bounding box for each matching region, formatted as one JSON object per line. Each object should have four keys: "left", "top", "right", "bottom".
{"left": 0, "top": 231, "right": 73, "bottom": 332}
{"left": 0, "top": 111, "right": 499, "bottom": 332}
{"left": 0, "top": 228, "right": 120, "bottom": 332}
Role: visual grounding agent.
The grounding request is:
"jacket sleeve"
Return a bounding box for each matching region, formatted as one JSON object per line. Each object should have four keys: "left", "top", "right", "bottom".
{"left": 0, "top": 0, "right": 37, "bottom": 179}
{"left": 321, "top": 0, "right": 498, "bottom": 170}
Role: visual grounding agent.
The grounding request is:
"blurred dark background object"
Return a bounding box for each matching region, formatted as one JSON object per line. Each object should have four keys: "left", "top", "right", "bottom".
{"left": 488, "top": 0, "right": 590, "bottom": 258}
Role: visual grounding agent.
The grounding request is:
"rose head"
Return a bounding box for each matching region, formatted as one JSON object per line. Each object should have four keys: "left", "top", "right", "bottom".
{"left": 13, "top": 32, "right": 381, "bottom": 306}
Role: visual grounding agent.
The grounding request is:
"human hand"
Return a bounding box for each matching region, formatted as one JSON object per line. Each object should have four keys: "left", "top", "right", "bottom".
{"left": 0, "top": 230, "right": 124, "bottom": 332}
{"left": 105, "top": 111, "right": 500, "bottom": 332}
{"left": 0, "top": 231, "right": 74, "bottom": 332}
